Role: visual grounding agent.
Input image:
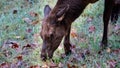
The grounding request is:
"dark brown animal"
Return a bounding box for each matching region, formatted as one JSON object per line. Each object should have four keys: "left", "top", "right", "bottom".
{"left": 111, "top": 2, "right": 120, "bottom": 23}
{"left": 40, "top": 0, "right": 120, "bottom": 61}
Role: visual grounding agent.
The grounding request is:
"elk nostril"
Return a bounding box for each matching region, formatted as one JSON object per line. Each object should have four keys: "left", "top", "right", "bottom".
{"left": 41, "top": 55, "right": 47, "bottom": 61}
{"left": 41, "top": 52, "right": 47, "bottom": 61}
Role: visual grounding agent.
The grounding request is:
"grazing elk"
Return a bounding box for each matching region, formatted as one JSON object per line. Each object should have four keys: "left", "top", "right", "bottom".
{"left": 40, "top": 0, "right": 120, "bottom": 60}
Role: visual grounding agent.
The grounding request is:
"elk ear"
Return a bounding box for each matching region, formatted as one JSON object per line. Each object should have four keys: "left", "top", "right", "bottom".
{"left": 44, "top": 5, "right": 51, "bottom": 17}
{"left": 56, "top": 5, "right": 69, "bottom": 21}
{"left": 89, "top": 0, "right": 98, "bottom": 3}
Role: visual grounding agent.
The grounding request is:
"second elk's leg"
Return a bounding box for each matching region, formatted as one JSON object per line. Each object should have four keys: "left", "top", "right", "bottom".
{"left": 101, "top": 0, "right": 114, "bottom": 48}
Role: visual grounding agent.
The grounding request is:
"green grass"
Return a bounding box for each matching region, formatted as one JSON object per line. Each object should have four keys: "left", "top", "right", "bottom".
{"left": 0, "top": 0, "right": 120, "bottom": 68}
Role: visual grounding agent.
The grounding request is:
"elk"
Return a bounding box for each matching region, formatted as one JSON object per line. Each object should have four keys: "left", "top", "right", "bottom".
{"left": 40, "top": 0, "right": 120, "bottom": 61}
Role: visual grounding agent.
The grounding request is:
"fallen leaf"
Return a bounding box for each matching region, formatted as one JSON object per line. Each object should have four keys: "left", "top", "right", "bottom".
{"left": 113, "top": 24, "right": 120, "bottom": 35}
{"left": 60, "top": 53, "right": 66, "bottom": 59}
{"left": 15, "top": 36, "right": 21, "bottom": 39}
{"left": 15, "top": 55, "right": 23, "bottom": 61}
{"left": 80, "top": 38, "right": 86, "bottom": 42}
{"left": 114, "top": 24, "right": 120, "bottom": 31}
{"left": 3, "top": 50, "right": 12, "bottom": 57}
{"left": 71, "top": 29, "right": 78, "bottom": 38}
{"left": 87, "top": 17, "right": 93, "bottom": 23}
{"left": 67, "top": 63, "right": 71, "bottom": 68}
{"left": 29, "top": 65, "right": 40, "bottom": 68}
{"left": 42, "top": 62, "right": 49, "bottom": 68}
{"left": 49, "top": 62, "right": 58, "bottom": 68}
{"left": 29, "top": 11, "right": 39, "bottom": 17}
{"left": 31, "top": 20, "right": 39, "bottom": 25}
{"left": 0, "top": 62, "right": 10, "bottom": 68}
{"left": 71, "top": 45, "right": 76, "bottom": 49}
{"left": 89, "top": 25, "right": 96, "bottom": 33}
{"left": 26, "top": 28, "right": 32, "bottom": 33}
{"left": 112, "top": 49, "right": 120, "bottom": 54}
{"left": 107, "top": 59, "right": 117, "bottom": 68}
{"left": 95, "top": 62, "right": 101, "bottom": 68}
{"left": 106, "top": 48, "right": 111, "bottom": 53}
{"left": 22, "top": 44, "right": 32, "bottom": 50}
{"left": 23, "top": 18, "right": 32, "bottom": 24}
{"left": 33, "top": 33, "right": 40, "bottom": 42}
{"left": 58, "top": 62, "right": 64, "bottom": 68}
{"left": 84, "top": 49, "right": 90, "bottom": 55}
{"left": 11, "top": 42, "right": 19, "bottom": 49}
{"left": 81, "top": 64, "right": 86, "bottom": 68}
{"left": 71, "top": 64, "right": 78, "bottom": 68}
{"left": 70, "top": 57, "right": 78, "bottom": 63}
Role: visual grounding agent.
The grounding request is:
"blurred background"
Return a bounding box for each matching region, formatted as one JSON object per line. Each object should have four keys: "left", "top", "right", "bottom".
{"left": 0, "top": 0, "right": 120, "bottom": 67}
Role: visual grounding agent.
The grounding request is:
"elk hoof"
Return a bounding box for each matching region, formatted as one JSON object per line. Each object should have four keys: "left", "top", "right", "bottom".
{"left": 65, "top": 50, "right": 71, "bottom": 56}
{"left": 99, "top": 41, "right": 108, "bottom": 49}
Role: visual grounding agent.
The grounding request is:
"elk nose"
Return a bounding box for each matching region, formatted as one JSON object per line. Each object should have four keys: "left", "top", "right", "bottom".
{"left": 41, "top": 52, "right": 47, "bottom": 61}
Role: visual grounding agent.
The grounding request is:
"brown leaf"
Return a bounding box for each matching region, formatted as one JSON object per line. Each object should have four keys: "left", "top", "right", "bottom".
{"left": 22, "top": 44, "right": 32, "bottom": 50}
{"left": 33, "top": 33, "right": 40, "bottom": 42}
{"left": 41, "top": 62, "right": 49, "bottom": 68}
{"left": 71, "top": 29, "right": 78, "bottom": 38}
{"left": 15, "top": 36, "right": 21, "bottom": 39}
{"left": 23, "top": 18, "right": 32, "bottom": 24}
{"left": 26, "top": 28, "right": 32, "bottom": 33}
{"left": 107, "top": 59, "right": 117, "bottom": 68}
{"left": 71, "top": 45, "right": 76, "bottom": 49}
{"left": 29, "top": 65, "right": 40, "bottom": 68}
{"left": 67, "top": 63, "right": 71, "bottom": 68}
{"left": 29, "top": 12, "right": 39, "bottom": 17}
{"left": 15, "top": 55, "right": 23, "bottom": 61}
{"left": 49, "top": 62, "right": 58, "bottom": 68}
{"left": 0, "top": 62, "right": 10, "bottom": 68}
{"left": 106, "top": 48, "right": 111, "bottom": 53}
{"left": 114, "top": 24, "right": 120, "bottom": 31}
{"left": 89, "top": 25, "right": 96, "bottom": 33}
{"left": 31, "top": 20, "right": 39, "bottom": 25}
{"left": 11, "top": 42, "right": 19, "bottom": 49}
{"left": 81, "top": 64, "right": 87, "bottom": 68}
{"left": 87, "top": 17, "right": 93, "bottom": 23}
{"left": 60, "top": 53, "right": 66, "bottom": 59}
{"left": 71, "top": 64, "right": 78, "bottom": 68}
{"left": 112, "top": 49, "right": 120, "bottom": 54}
{"left": 58, "top": 62, "right": 64, "bottom": 68}
{"left": 3, "top": 50, "right": 12, "bottom": 57}
{"left": 84, "top": 49, "right": 90, "bottom": 55}
{"left": 95, "top": 62, "right": 101, "bottom": 68}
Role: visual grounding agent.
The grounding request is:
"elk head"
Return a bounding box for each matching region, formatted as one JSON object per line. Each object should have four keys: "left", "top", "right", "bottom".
{"left": 40, "top": 5, "right": 70, "bottom": 61}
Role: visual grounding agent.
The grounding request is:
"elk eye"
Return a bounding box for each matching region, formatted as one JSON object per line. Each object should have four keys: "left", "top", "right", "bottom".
{"left": 49, "top": 34, "right": 53, "bottom": 41}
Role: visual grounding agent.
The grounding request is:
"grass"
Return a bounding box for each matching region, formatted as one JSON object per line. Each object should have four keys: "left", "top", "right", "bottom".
{"left": 0, "top": 0, "right": 120, "bottom": 68}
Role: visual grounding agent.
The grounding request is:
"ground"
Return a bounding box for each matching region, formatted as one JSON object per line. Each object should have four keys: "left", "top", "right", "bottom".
{"left": 0, "top": 0, "right": 120, "bottom": 68}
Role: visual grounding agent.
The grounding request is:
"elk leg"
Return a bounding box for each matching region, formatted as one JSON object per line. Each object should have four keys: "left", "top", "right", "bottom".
{"left": 111, "top": 4, "right": 119, "bottom": 23}
{"left": 64, "top": 27, "right": 72, "bottom": 55}
{"left": 101, "top": 0, "right": 114, "bottom": 48}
